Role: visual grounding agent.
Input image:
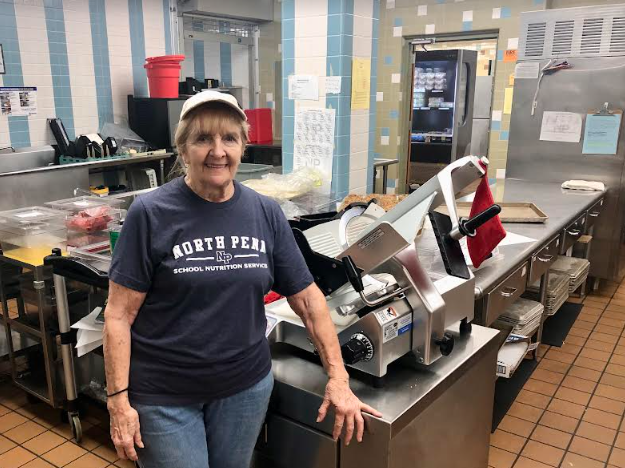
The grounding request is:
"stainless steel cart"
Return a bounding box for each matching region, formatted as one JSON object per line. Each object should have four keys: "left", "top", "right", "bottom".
{"left": 43, "top": 248, "right": 110, "bottom": 441}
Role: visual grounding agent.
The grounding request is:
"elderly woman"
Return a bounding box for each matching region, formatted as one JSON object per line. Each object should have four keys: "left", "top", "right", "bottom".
{"left": 103, "top": 90, "right": 381, "bottom": 468}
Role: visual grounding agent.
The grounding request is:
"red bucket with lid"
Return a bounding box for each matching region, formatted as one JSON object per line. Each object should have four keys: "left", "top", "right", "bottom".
{"left": 144, "top": 55, "right": 185, "bottom": 98}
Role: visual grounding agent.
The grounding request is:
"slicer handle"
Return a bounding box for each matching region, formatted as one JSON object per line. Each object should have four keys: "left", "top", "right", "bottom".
{"left": 461, "top": 204, "right": 502, "bottom": 237}
{"left": 342, "top": 256, "right": 364, "bottom": 293}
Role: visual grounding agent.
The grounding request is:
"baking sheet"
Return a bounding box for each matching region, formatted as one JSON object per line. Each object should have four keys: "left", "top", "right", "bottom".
{"left": 437, "top": 202, "right": 548, "bottom": 223}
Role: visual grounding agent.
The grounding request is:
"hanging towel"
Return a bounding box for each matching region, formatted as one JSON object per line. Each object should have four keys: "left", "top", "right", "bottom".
{"left": 467, "top": 164, "right": 507, "bottom": 268}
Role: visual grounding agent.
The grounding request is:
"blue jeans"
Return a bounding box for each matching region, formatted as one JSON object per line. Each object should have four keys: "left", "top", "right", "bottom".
{"left": 133, "top": 372, "right": 273, "bottom": 468}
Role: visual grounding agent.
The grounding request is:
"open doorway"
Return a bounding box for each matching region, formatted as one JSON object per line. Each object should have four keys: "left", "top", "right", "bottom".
{"left": 407, "top": 36, "right": 498, "bottom": 187}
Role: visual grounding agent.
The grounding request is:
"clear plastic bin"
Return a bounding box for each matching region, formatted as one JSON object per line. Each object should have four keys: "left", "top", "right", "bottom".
{"left": 235, "top": 163, "right": 273, "bottom": 182}
{"left": 0, "top": 222, "right": 67, "bottom": 265}
{"left": 45, "top": 195, "right": 124, "bottom": 213}
{"left": 0, "top": 206, "right": 67, "bottom": 226}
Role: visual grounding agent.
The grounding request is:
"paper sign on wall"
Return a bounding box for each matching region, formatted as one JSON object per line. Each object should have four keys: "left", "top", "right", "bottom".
{"left": 503, "top": 50, "right": 518, "bottom": 63}
{"left": 325, "top": 76, "right": 342, "bottom": 94}
{"left": 0, "top": 87, "right": 37, "bottom": 116}
{"left": 351, "top": 58, "right": 371, "bottom": 110}
{"left": 504, "top": 88, "right": 514, "bottom": 114}
{"left": 540, "top": 111, "right": 583, "bottom": 143}
{"left": 294, "top": 108, "right": 336, "bottom": 180}
{"left": 288, "top": 75, "right": 319, "bottom": 100}
{"left": 514, "top": 62, "right": 539, "bottom": 79}
{"left": 582, "top": 112, "right": 622, "bottom": 155}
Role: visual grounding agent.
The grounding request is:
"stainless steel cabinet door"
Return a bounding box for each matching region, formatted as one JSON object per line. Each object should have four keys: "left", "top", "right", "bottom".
{"left": 254, "top": 413, "right": 338, "bottom": 468}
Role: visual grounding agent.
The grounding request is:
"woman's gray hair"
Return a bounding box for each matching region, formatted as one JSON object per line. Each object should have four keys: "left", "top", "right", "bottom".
{"left": 168, "top": 102, "right": 250, "bottom": 179}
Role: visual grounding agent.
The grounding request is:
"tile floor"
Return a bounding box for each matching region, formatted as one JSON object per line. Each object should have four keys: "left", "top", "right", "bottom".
{"left": 490, "top": 278, "right": 625, "bottom": 468}
{"left": 3, "top": 279, "right": 625, "bottom": 467}
{"left": 0, "top": 304, "right": 133, "bottom": 468}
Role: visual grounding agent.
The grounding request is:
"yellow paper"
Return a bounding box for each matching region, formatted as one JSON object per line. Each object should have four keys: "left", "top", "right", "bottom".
{"left": 504, "top": 88, "right": 514, "bottom": 114}
{"left": 508, "top": 73, "right": 515, "bottom": 86}
{"left": 351, "top": 58, "right": 371, "bottom": 110}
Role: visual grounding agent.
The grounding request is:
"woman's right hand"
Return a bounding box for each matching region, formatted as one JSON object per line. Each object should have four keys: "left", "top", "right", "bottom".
{"left": 108, "top": 396, "right": 144, "bottom": 461}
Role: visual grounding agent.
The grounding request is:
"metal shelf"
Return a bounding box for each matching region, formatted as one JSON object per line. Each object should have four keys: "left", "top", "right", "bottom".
{"left": 8, "top": 317, "right": 43, "bottom": 340}
{"left": 14, "top": 371, "right": 53, "bottom": 406}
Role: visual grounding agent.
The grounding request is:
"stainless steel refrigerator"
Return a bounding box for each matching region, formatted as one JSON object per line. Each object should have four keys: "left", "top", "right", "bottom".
{"left": 506, "top": 5, "right": 625, "bottom": 281}
{"left": 409, "top": 49, "right": 477, "bottom": 185}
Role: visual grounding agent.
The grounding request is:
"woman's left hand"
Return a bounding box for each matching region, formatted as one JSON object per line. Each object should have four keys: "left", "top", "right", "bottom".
{"left": 317, "top": 377, "right": 383, "bottom": 445}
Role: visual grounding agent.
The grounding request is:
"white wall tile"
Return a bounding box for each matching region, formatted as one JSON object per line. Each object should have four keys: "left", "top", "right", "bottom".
{"left": 64, "top": 0, "right": 98, "bottom": 133}
{"left": 231, "top": 44, "right": 250, "bottom": 108}
{"left": 294, "top": 0, "right": 328, "bottom": 18}
{"left": 294, "top": 16, "right": 327, "bottom": 38}
{"left": 354, "top": 15, "right": 372, "bottom": 38}
{"left": 294, "top": 57, "right": 326, "bottom": 76}
{"left": 295, "top": 37, "right": 327, "bottom": 59}
{"left": 354, "top": 0, "right": 374, "bottom": 18}
{"left": 106, "top": 0, "right": 133, "bottom": 123}
{"left": 15, "top": 2, "right": 55, "bottom": 144}
{"left": 350, "top": 151, "right": 368, "bottom": 171}
{"left": 349, "top": 168, "right": 368, "bottom": 191}
{"left": 353, "top": 35, "right": 372, "bottom": 58}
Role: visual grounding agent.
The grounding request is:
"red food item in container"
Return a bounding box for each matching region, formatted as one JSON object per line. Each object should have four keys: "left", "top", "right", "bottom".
{"left": 66, "top": 206, "right": 113, "bottom": 232}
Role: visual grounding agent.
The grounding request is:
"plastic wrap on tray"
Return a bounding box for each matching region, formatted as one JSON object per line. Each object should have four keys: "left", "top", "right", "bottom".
{"left": 242, "top": 167, "right": 326, "bottom": 201}
{"left": 66, "top": 206, "right": 123, "bottom": 233}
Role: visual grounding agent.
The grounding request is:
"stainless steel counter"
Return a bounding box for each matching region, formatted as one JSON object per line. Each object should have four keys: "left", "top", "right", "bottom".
{"left": 473, "top": 178, "right": 604, "bottom": 297}
{"left": 468, "top": 178, "right": 604, "bottom": 327}
{"left": 256, "top": 324, "right": 500, "bottom": 468}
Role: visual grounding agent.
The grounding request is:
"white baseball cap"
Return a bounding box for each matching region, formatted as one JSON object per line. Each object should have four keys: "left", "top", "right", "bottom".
{"left": 179, "top": 90, "right": 247, "bottom": 122}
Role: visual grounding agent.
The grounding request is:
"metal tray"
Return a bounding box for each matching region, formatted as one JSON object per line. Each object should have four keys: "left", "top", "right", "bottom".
{"left": 438, "top": 202, "right": 548, "bottom": 223}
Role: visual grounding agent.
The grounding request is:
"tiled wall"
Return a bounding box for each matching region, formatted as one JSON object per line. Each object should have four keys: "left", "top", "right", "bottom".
{"left": 181, "top": 36, "right": 251, "bottom": 108}
{"left": 376, "top": 0, "right": 546, "bottom": 189}
{"left": 0, "top": 0, "right": 171, "bottom": 149}
{"left": 282, "top": 0, "right": 379, "bottom": 196}
{"left": 258, "top": 0, "right": 281, "bottom": 138}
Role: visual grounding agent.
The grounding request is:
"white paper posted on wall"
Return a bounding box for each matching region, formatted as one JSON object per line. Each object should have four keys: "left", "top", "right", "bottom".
{"left": 288, "top": 75, "right": 319, "bottom": 100}
{"left": 294, "top": 108, "right": 336, "bottom": 180}
{"left": 0, "top": 87, "right": 37, "bottom": 116}
{"left": 539, "top": 111, "right": 582, "bottom": 143}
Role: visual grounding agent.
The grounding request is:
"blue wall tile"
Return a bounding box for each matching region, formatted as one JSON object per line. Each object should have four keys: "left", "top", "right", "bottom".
{"left": 90, "top": 0, "right": 113, "bottom": 129}
{"left": 500, "top": 131, "right": 509, "bottom": 140}
{"left": 128, "top": 0, "right": 147, "bottom": 96}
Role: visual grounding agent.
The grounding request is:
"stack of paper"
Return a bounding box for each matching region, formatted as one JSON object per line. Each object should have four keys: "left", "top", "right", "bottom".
{"left": 525, "top": 272, "right": 570, "bottom": 316}
{"left": 71, "top": 307, "right": 104, "bottom": 357}
{"left": 550, "top": 256, "right": 590, "bottom": 293}
{"left": 495, "top": 298, "right": 544, "bottom": 337}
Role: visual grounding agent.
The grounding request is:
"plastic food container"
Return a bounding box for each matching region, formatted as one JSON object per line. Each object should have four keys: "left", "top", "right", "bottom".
{"left": 64, "top": 207, "right": 125, "bottom": 248}
{"left": 0, "top": 221, "right": 67, "bottom": 264}
{"left": 235, "top": 163, "right": 273, "bottom": 182}
{"left": 45, "top": 195, "right": 124, "bottom": 213}
{"left": 0, "top": 206, "right": 67, "bottom": 226}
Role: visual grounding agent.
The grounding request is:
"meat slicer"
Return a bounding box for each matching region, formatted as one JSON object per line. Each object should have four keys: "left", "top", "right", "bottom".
{"left": 265, "top": 156, "right": 500, "bottom": 383}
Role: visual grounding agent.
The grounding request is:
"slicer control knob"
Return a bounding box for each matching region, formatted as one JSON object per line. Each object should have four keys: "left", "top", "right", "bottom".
{"left": 435, "top": 333, "right": 455, "bottom": 356}
{"left": 341, "top": 333, "right": 374, "bottom": 365}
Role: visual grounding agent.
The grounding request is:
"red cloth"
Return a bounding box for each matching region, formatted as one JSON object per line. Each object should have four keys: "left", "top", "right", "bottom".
{"left": 467, "top": 164, "right": 506, "bottom": 268}
{"left": 264, "top": 291, "right": 283, "bottom": 305}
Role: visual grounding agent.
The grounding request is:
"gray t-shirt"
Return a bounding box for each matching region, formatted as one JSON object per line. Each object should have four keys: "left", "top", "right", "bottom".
{"left": 109, "top": 177, "right": 313, "bottom": 405}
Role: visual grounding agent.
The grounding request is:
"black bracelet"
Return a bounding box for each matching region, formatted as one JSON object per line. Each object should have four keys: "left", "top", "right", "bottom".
{"left": 107, "top": 387, "right": 129, "bottom": 398}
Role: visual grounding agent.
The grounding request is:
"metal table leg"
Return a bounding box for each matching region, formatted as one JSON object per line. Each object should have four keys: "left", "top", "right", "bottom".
{"left": 381, "top": 166, "right": 388, "bottom": 195}
{"left": 533, "top": 269, "right": 550, "bottom": 360}
{"left": 52, "top": 272, "right": 82, "bottom": 442}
